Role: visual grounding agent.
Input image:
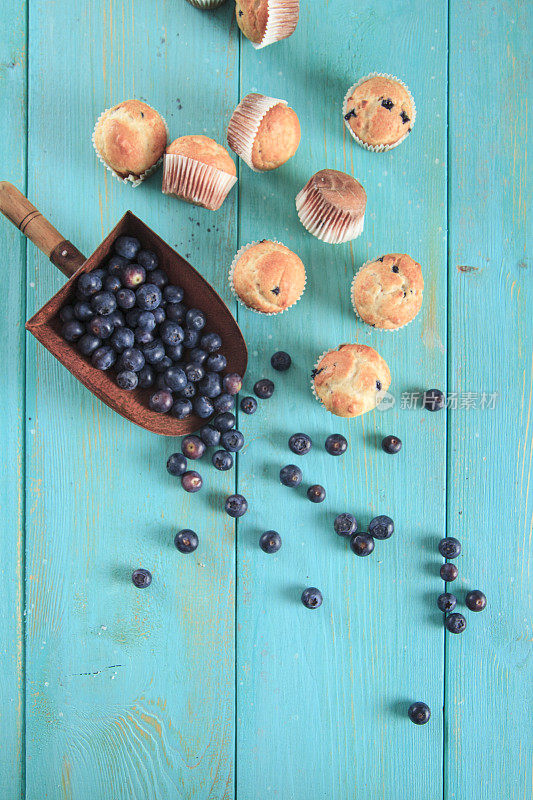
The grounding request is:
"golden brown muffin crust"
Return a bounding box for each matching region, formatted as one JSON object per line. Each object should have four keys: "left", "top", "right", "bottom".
{"left": 313, "top": 343, "right": 391, "bottom": 418}
{"left": 232, "top": 240, "right": 306, "bottom": 313}
{"left": 235, "top": 0, "right": 269, "bottom": 43}
{"left": 352, "top": 253, "right": 423, "bottom": 329}
{"left": 251, "top": 103, "right": 301, "bottom": 170}
{"left": 94, "top": 100, "right": 167, "bottom": 178}
{"left": 310, "top": 169, "right": 367, "bottom": 215}
{"left": 166, "top": 135, "right": 236, "bottom": 175}
{"left": 345, "top": 76, "right": 414, "bottom": 147}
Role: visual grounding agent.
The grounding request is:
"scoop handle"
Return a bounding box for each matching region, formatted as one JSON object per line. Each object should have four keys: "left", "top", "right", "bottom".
{"left": 0, "top": 182, "right": 85, "bottom": 277}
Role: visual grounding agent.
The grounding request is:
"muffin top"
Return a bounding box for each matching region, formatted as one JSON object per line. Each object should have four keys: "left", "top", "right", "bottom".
{"left": 232, "top": 240, "right": 306, "bottom": 314}
{"left": 94, "top": 100, "right": 167, "bottom": 178}
{"left": 308, "top": 169, "right": 367, "bottom": 217}
{"left": 352, "top": 254, "right": 424, "bottom": 329}
{"left": 235, "top": 0, "right": 268, "bottom": 43}
{"left": 313, "top": 343, "right": 391, "bottom": 418}
{"left": 251, "top": 103, "right": 301, "bottom": 170}
{"left": 344, "top": 76, "right": 415, "bottom": 148}
{"left": 166, "top": 135, "right": 236, "bottom": 175}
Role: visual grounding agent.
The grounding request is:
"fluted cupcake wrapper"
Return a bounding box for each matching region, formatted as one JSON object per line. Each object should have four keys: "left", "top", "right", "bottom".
{"left": 185, "top": 0, "right": 227, "bottom": 7}
{"left": 342, "top": 72, "right": 417, "bottom": 153}
{"left": 310, "top": 346, "right": 391, "bottom": 412}
{"left": 350, "top": 258, "right": 421, "bottom": 332}
{"left": 227, "top": 94, "right": 287, "bottom": 171}
{"left": 92, "top": 105, "right": 169, "bottom": 187}
{"left": 252, "top": 0, "right": 299, "bottom": 49}
{"left": 228, "top": 239, "right": 306, "bottom": 316}
{"left": 162, "top": 154, "right": 237, "bottom": 210}
{"left": 295, "top": 181, "right": 365, "bottom": 244}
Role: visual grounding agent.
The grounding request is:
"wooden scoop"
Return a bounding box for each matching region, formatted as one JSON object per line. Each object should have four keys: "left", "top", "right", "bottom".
{"left": 0, "top": 182, "right": 247, "bottom": 436}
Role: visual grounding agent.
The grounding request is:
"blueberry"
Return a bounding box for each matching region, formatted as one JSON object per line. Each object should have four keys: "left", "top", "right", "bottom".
{"left": 115, "top": 236, "right": 140, "bottom": 260}
{"left": 180, "top": 435, "right": 205, "bottom": 460}
{"left": 167, "top": 452, "right": 188, "bottom": 476}
{"left": 171, "top": 399, "right": 193, "bottom": 419}
{"left": 74, "top": 301, "right": 94, "bottom": 322}
{"left": 137, "top": 249, "right": 158, "bottom": 271}
{"left": 125, "top": 309, "right": 142, "bottom": 328}
{"left": 174, "top": 529, "right": 198, "bottom": 554}
{"left": 280, "top": 464, "right": 303, "bottom": 487}
{"left": 301, "top": 587, "right": 323, "bottom": 609}
{"left": 200, "top": 332, "right": 222, "bottom": 352}
{"left": 288, "top": 433, "right": 312, "bottom": 456}
{"left": 423, "top": 389, "right": 445, "bottom": 412}
{"left": 182, "top": 329, "right": 199, "bottom": 349}
{"left": 156, "top": 357, "right": 174, "bottom": 374}
{"left": 149, "top": 268, "right": 169, "bottom": 289}
{"left": 465, "top": 590, "right": 487, "bottom": 612}
{"left": 440, "top": 563, "right": 458, "bottom": 582}
{"left": 137, "top": 364, "right": 155, "bottom": 389}
{"left": 224, "top": 494, "right": 248, "bottom": 518}
{"left": 180, "top": 382, "right": 196, "bottom": 399}
{"left": 381, "top": 98, "right": 394, "bottom": 110}
{"left": 62, "top": 320, "right": 85, "bottom": 341}
{"left": 189, "top": 348, "right": 208, "bottom": 365}
{"left": 59, "top": 305, "right": 76, "bottom": 322}
{"left": 87, "top": 315, "right": 114, "bottom": 339}
{"left": 156, "top": 374, "right": 172, "bottom": 391}
{"left": 199, "top": 425, "right": 221, "bottom": 448}
{"left": 334, "top": 513, "right": 357, "bottom": 536}
{"left": 198, "top": 372, "right": 222, "bottom": 398}
{"left": 136, "top": 284, "right": 162, "bottom": 311}
{"left": 221, "top": 430, "right": 244, "bottom": 452}
{"left": 110, "top": 327, "right": 135, "bottom": 352}
{"left": 445, "top": 612, "right": 467, "bottom": 634}
{"left": 134, "top": 328, "right": 154, "bottom": 346}
{"left": 368, "top": 515, "right": 394, "bottom": 540}
{"left": 181, "top": 470, "right": 203, "bottom": 492}
{"left": 116, "top": 370, "right": 138, "bottom": 391}
{"left": 408, "top": 702, "right": 431, "bottom": 725}
{"left": 153, "top": 307, "right": 166, "bottom": 325}
{"left": 104, "top": 275, "right": 122, "bottom": 294}
{"left": 325, "top": 434, "right": 348, "bottom": 456}
{"left": 149, "top": 389, "right": 173, "bottom": 413}
{"left": 438, "top": 537, "right": 461, "bottom": 559}
{"left": 240, "top": 396, "right": 257, "bottom": 415}
{"left": 193, "top": 395, "right": 214, "bottom": 419}
{"left": 163, "top": 285, "right": 184, "bottom": 304}
{"left": 185, "top": 363, "right": 204, "bottom": 383}
{"left": 213, "top": 412, "right": 236, "bottom": 433}
{"left": 166, "top": 303, "right": 186, "bottom": 324}
{"left": 108, "top": 310, "right": 125, "bottom": 329}
{"left": 437, "top": 593, "right": 457, "bottom": 612}
{"left": 107, "top": 255, "right": 130, "bottom": 277}
{"left": 254, "top": 378, "right": 274, "bottom": 399}
{"left": 116, "top": 287, "right": 136, "bottom": 310}
{"left": 143, "top": 340, "right": 166, "bottom": 365}
{"left": 186, "top": 308, "right": 206, "bottom": 331}
{"left": 77, "top": 272, "right": 103, "bottom": 297}
{"left": 118, "top": 348, "right": 145, "bottom": 372}
{"left": 206, "top": 353, "right": 227, "bottom": 372}
{"left": 307, "top": 484, "right": 326, "bottom": 503}
{"left": 382, "top": 435, "right": 402, "bottom": 454}
{"left": 271, "top": 351, "right": 292, "bottom": 371}
{"left": 223, "top": 373, "right": 243, "bottom": 395}
{"left": 259, "top": 531, "right": 282, "bottom": 553}
{"left": 91, "top": 291, "right": 117, "bottom": 316}
{"left": 91, "top": 346, "right": 116, "bottom": 370}
{"left": 131, "top": 568, "right": 152, "bottom": 588}
{"left": 212, "top": 450, "right": 233, "bottom": 471}
{"left": 136, "top": 311, "right": 156, "bottom": 331}
{"left": 77, "top": 333, "right": 101, "bottom": 356}
{"left": 164, "top": 366, "right": 187, "bottom": 392}
{"left": 165, "top": 343, "right": 183, "bottom": 362}
{"left": 91, "top": 268, "right": 107, "bottom": 281}
{"left": 213, "top": 394, "right": 234, "bottom": 413}
{"left": 350, "top": 533, "right": 375, "bottom": 556}
{"left": 160, "top": 320, "right": 184, "bottom": 346}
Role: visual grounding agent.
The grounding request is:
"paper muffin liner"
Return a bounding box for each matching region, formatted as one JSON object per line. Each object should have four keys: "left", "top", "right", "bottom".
{"left": 295, "top": 180, "right": 365, "bottom": 244}
{"left": 92, "top": 104, "right": 169, "bottom": 187}
{"left": 342, "top": 73, "right": 417, "bottom": 153}
{"left": 162, "top": 153, "right": 237, "bottom": 210}
{"left": 228, "top": 239, "right": 306, "bottom": 315}
{"left": 186, "top": 0, "right": 227, "bottom": 7}
{"left": 227, "top": 94, "right": 287, "bottom": 171}
{"left": 251, "top": 0, "right": 299, "bottom": 49}
{"left": 350, "top": 258, "right": 421, "bottom": 331}
{"left": 310, "top": 345, "right": 391, "bottom": 411}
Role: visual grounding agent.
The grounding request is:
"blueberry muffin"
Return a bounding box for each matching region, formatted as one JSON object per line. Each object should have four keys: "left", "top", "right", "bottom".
{"left": 296, "top": 169, "right": 367, "bottom": 244}
{"left": 351, "top": 254, "right": 424, "bottom": 329}
{"left": 162, "top": 135, "right": 237, "bottom": 210}
{"left": 230, "top": 240, "right": 306, "bottom": 314}
{"left": 93, "top": 100, "right": 167, "bottom": 183}
{"left": 235, "top": 0, "right": 299, "bottom": 48}
{"left": 343, "top": 75, "right": 415, "bottom": 150}
{"left": 227, "top": 93, "right": 300, "bottom": 171}
{"left": 312, "top": 344, "right": 391, "bottom": 417}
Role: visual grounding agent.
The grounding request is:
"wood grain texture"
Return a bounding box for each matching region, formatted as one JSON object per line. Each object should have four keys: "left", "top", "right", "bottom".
{"left": 446, "top": 2, "right": 532, "bottom": 797}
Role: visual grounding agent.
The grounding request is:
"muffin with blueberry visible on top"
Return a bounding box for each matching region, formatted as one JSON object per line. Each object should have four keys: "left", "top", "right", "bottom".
{"left": 162, "top": 135, "right": 237, "bottom": 210}
{"left": 235, "top": 0, "right": 299, "bottom": 49}
{"left": 230, "top": 240, "right": 305, "bottom": 314}
{"left": 312, "top": 344, "right": 391, "bottom": 418}
{"left": 351, "top": 253, "right": 423, "bottom": 329}
{"left": 343, "top": 74, "right": 416, "bottom": 150}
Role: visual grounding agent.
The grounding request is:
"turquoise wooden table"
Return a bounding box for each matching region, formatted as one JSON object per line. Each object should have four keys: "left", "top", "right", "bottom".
{"left": 0, "top": 1, "right": 531, "bottom": 798}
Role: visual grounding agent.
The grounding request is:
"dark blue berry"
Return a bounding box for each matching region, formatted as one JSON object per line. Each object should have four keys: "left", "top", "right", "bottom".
{"left": 213, "top": 412, "right": 235, "bottom": 432}
{"left": 137, "top": 249, "right": 158, "bottom": 271}
{"left": 423, "top": 389, "right": 445, "bottom": 411}
{"left": 136, "top": 310, "right": 156, "bottom": 331}
{"left": 110, "top": 327, "right": 135, "bottom": 352}
{"left": 200, "top": 332, "right": 222, "bottom": 352}
{"left": 136, "top": 284, "right": 162, "bottom": 311}
{"left": 174, "top": 529, "right": 198, "bottom": 554}
{"left": 59, "top": 305, "right": 75, "bottom": 322}
{"left": 381, "top": 98, "right": 394, "bottom": 110}
{"left": 325, "top": 434, "right": 347, "bottom": 456}
{"left": 240, "top": 396, "right": 257, "bottom": 414}
{"left": 334, "top": 513, "right": 357, "bottom": 536}
{"left": 115, "top": 236, "right": 140, "bottom": 260}
{"left": 212, "top": 450, "right": 233, "bottom": 471}
{"left": 181, "top": 435, "right": 206, "bottom": 460}
{"left": 163, "top": 285, "right": 184, "bottom": 304}
{"left": 438, "top": 537, "right": 461, "bottom": 559}
{"left": 91, "top": 268, "right": 107, "bottom": 281}
{"left": 223, "top": 373, "right": 243, "bottom": 395}
{"left": 74, "top": 301, "right": 94, "bottom": 322}
{"left": 307, "top": 484, "right": 326, "bottom": 503}
{"left": 156, "top": 356, "right": 173, "bottom": 374}
{"left": 206, "top": 353, "right": 227, "bottom": 372}
{"left": 382, "top": 435, "right": 402, "bottom": 454}
{"left": 437, "top": 593, "right": 457, "bottom": 612}
{"left": 118, "top": 348, "right": 145, "bottom": 372}
{"left": 165, "top": 303, "right": 186, "bottom": 324}
{"left": 181, "top": 470, "right": 203, "bottom": 492}
{"left": 186, "top": 308, "right": 206, "bottom": 331}
{"left": 87, "top": 316, "right": 114, "bottom": 339}
{"left": 165, "top": 343, "right": 183, "bottom": 362}
{"left": 77, "top": 272, "right": 102, "bottom": 297}
{"left": 440, "top": 563, "right": 458, "bottom": 582}
{"left": 116, "top": 370, "right": 138, "bottom": 391}
{"left": 167, "top": 452, "right": 188, "bottom": 476}
{"left": 198, "top": 372, "right": 222, "bottom": 398}
{"left": 301, "top": 587, "right": 322, "bottom": 609}
{"left": 465, "top": 590, "right": 487, "bottom": 612}
{"left": 171, "top": 399, "right": 193, "bottom": 419}
{"left": 182, "top": 329, "right": 199, "bottom": 349}
{"left": 221, "top": 430, "right": 244, "bottom": 452}
{"left": 368, "top": 515, "right": 394, "bottom": 540}
{"left": 131, "top": 568, "right": 152, "bottom": 588}
{"left": 137, "top": 364, "right": 155, "bottom": 389}
{"left": 350, "top": 533, "right": 374, "bottom": 556}
{"left": 160, "top": 320, "right": 184, "bottom": 346}
{"left": 445, "top": 612, "right": 467, "bottom": 634}
{"left": 91, "top": 291, "right": 116, "bottom": 316}
{"left": 153, "top": 307, "right": 166, "bottom": 325}
{"left": 225, "top": 494, "right": 248, "bottom": 518}
{"left": 259, "top": 531, "right": 282, "bottom": 554}
{"left": 108, "top": 310, "right": 125, "bottom": 329}
{"left": 91, "top": 346, "right": 116, "bottom": 370}
{"left": 104, "top": 275, "right": 122, "bottom": 293}
{"left": 199, "top": 425, "right": 221, "bottom": 447}
{"left": 180, "top": 382, "right": 196, "bottom": 399}
{"left": 62, "top": 320, "right": 84, "bottom": 341}
{"left": 149, "top": 389, "right": 173, "bottom": 413}
{"left": 271, "top": 351, "right": 291, "bottom": 371}
{"left": 164, "top": 366, "right": 187, "bottom": 392}
{"left": 254, "top": 378, "right": 274, "bottom": 399}
{"left": 125, "top": 308, "right": 142, "bottom": 328}
{"left": 193, "top": 395, "right": 214, "bottom": 419}
{"left": 143, "top": 340, "right": 166, "bottom": 365}
{"left": 288, "top": 433, "right": 312, "bottom": 455}
{"left": 189, "top": 348, "right": 208, "bottom": 365}
{"left": 149, "top": 268, "right": 168, "bottom": 289}
{"left": 134, "top": 328, "right": 154, "bottom": 346}
{"left": 280, "top": 464, "right": 303, "bottom": 487}
{"left": 77, "top": 333, "right": 101, "bottom": 356}
{"left": 408, "top": 702, "right": 431, "bottom": 725}
{"left": 185, "top": 363, "right": 204, "bottom": 383}
{"left": 213, "top": 394, "right": 234, "bottom": 413}
{"left": 107, "top": 255, "right": 129, "bottom": 277}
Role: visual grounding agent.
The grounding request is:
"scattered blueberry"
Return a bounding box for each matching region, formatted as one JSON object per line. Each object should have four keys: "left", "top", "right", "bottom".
{"left": 301, "top": 587, "right": 323, "bottom": 609}
{"left": 181, "top": 435, "right": 206, "bottom": 460}
{"left": 350, "top": 533, "right": 375, "bottom": 556}
{"left": 280, "top": 464, "right": 303, "bottom": 487}
{"left": 107, "top": 255, "right": 129, "bottom": 277}
{"left": 149, "top": 389, "right": 173, "bottom": 413}
{"left": 334, "top": 513, "right": 357, "bottom": 536}
{"left": 199, "top": 425, "right": 221, "bottom": 447}
{"left": 186, "top": 308, "right": 206, "bottom": 331}
{"left": 87, "top": 316, "right": 114, "bottom": 339}
{"left": 193, "top": 396, "right": 214, "bottom": 419}
{"left": 221, "top": 430, "right": 244, "bottom": 452}
{"left": 206, "top": 353, "right": 227, "bottom": 372}
{"left": 167, "top": 452, "right": 188, "bottom": 476}
{"left": 325, "top": 434, "right": 347, "bottom": 456}
{"left": 118, "top": 348, "right": 145, "bottom": 373}
{"left": 104, "top": 275, "right": 122, "bottom": 294}
{"left": 223, "top": 373, "right": 243, "bottom": 395}
{"left": 271, "top": 351, "right": 292, "bottom": 371}
{"left": 135, "top": 328, "right": 155, "bottom": 346}
{"left": 136, "top": 311, "right": 156, "bottom": 331}
{"left": 136, "top": 284, "right": 162, "bottom": 311}
{"left": 465, "top": 590, "right": 487, "bottom": 612}
{"left": 74, "top": 301, "right": 94, "bottom": 322}
{"left": 438, "top": 537, "right": 461, "bottom": 559}
{"left": 225, "top": 494, "right": 248, "bottom": 518}
{"left": 198, "top": 372, "right": 222, "bottom": 398}
{"left": 160, "top": 320, "right": 184, "bottom": 346}
{"left": 180, "top": 382, "right": 196, "bottom": 399}
{"left": 115, "top": 235, "right": 141, "bottom": 260}
{"left": 182, "top": 328, "right": 199, "bottom": 349}
{"left": 382, "top": 435, "right": 402, "bottom": 454}
{"left": 185, "top": 363, "right": 204, "bottom": 383}
{"left": 77, "top": 333, "right": 101, "bottom": 356}
{"left": 77, "top": 272, "right": 103, "bottom": 297}
{"left": 91, "top": 346, "right": 116, "bottom": 370}
{"left": 174, "top": 529, "right": 198, "bottom": 554}
{"left": 445, "top": 612, "right": 467, "bottom": 634}
{"left": 259, "top": 531, "right": 282, "bottom": 554}
{"left": 213, "top": 394, "right": 235, "bottom": 413}
{"left": 181, "top": 470, "right": 203, "bottom": 492}
{"left": 408, "top": 702, "right": 431, "bottom": 725}
{"left": 254, "top": 379, "right": 275, "bottom": 399}
{"left": 368, "top": 515, "right": 394, "bottom": 540}
{"left": 149, "top": 269, "right": 169, "bottom": 289}
{"left": 163, "top": 285, "right": 184, "bottom": 304}
{"left": 213, "top": 412, "right": 236, "bottom": 432}
{"left": 137, "top": 365, "right": 156, "bottom": 389}
{"left": 62, "top": 320, "right": 84, "bottom": 341}
{"left": 240, "top": 396, "right": 257, "bottom": 414}
{"left": 143, "top": 340, "right": 166, "bottom": 365}
{"left": 153, "top": 307, "right": 166, "bottom": 325}
{"left": 212, "top": 450, "right": 233, "bottom": 471}
{"left": 288, "top": 433, "right": 312, "bottom": 456}
{"left": 171, "top": 399, "right": 193, "bottom": 419}
{"left": 440, "top": 563, "right": 458, "bottom": 582}
{"left": 165, "top": 343, "right": 183, "bottom": 361}
{"left": 437, "top": 593, "right": 457, "bottom": 612}
{"left": 166, "top": 303, "right": 186, "bottom": 324}
{"left": 189, "top": 347, "right": 208, "bottom": 365}
{"left": 108, "top": 310, "right": 125, "bottom": 329}
{"left": 137, "top": 250, "right": 158, "bottom": 271}
{"left": 91, "top": 291, "right": 117, "bottom": 316}
{"left": 307, "top": 484, "right": 326, "bottom": 503}
{"left": 110, "top": 327, "right": 135, "bottom": 352}
{"left": 200, "top": 332, "right": 222, "bottom": 352}
{"left": 116, "top": 370, "right": 138, "bottom": 390}
{"left": 423, "top": 389, "right": 445, "bottom": 412}
{"left": 164, "top": 366, "right": 187, "bottom": 392}
{"left": 131, "top": 568, "right": 152, "bottom": 588}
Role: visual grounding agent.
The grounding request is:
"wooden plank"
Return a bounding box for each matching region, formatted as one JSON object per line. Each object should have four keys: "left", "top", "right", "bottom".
{"left": 236, "top": 1, "right": 449, "bottom": 797}
{"left": 0, "top": 1, "right": 27, "bottom": 797}
{"left": 24, "top": 2, "right": 238, "bottom": 797}
{"left": 446, "top": 2, "right": 532, "bottom": 797}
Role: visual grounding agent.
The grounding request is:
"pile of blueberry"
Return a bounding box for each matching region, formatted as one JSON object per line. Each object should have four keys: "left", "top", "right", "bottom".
{"left": 436, "top": 536, "right": 487, "bottom": 634}
{"left": 334, "top": 512, "right": 394, "bottom": 557}
{"left": 59, "top": 234, "right": 239, "bottom": 419}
